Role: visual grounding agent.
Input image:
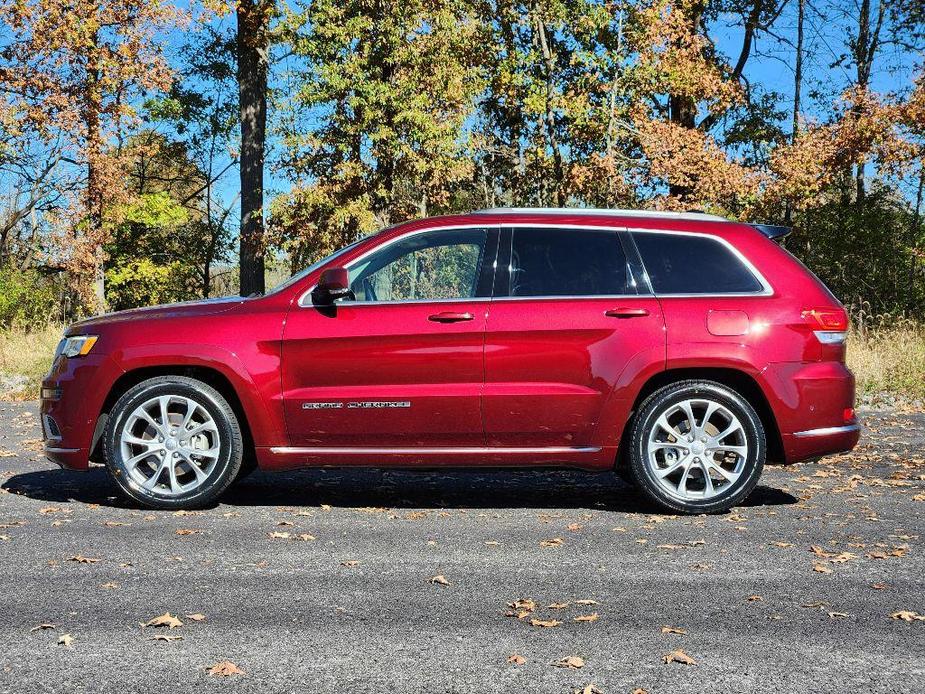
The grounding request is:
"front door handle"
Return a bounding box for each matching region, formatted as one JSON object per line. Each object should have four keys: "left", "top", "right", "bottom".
{"left": 428, "top": 311, "right": 474, "bottom": 323}
{"left": 605, "top": 307, "right": 650, "bottom": 318}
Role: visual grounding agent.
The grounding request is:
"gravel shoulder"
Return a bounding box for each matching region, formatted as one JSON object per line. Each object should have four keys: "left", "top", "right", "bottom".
{"left": 1, "top": 401, "right": 923, "bottom": 694}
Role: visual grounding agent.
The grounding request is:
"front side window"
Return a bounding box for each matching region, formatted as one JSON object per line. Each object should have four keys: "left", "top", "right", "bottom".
{"left": 632, "top": 232, "right": 764, "bottom": 295}
{"left": 348, "top": 229, "right": 489, "bottom": 302}
{"left": 507, "top": 227, "right": 630, "bottom": 297}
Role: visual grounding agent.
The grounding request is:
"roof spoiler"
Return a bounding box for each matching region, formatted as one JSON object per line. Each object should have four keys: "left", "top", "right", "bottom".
{"left": 751, "top": 224, "right": 791, "bottom": 242}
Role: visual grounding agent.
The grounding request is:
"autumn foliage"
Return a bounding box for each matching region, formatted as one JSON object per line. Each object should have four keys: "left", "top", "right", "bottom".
{"left": 0, "top": 0, "right": 924, "bottom": 318}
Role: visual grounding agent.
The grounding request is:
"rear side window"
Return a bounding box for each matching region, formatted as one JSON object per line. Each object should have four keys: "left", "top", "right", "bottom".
{"left": 632, "top": 232, "right": 764, "bottom": 294}
{"left": 508, "top": 227, "right": 629, "bottom": 297}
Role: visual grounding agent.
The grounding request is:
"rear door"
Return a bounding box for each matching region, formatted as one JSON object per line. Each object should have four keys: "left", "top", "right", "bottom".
{"left": 482, "top": 225, "right": 665, "bottom": 448}
{"left": 281, "top": 226, "right": 498, "bottom": 447}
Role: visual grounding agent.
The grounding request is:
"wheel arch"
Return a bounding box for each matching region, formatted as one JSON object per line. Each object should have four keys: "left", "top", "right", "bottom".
{"left": 616, "top": 367, "right": 784, "bottom": 470}
{"left": 91, "top": 365, "right": 255, "bottom": 464}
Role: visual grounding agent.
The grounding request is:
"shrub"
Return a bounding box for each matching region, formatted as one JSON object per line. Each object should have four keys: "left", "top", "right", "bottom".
{"left": 0, "top": 265, "right": 59, "bottom": 329}
{"left": 105, "top": 258, "right": 198, "bottom": 311}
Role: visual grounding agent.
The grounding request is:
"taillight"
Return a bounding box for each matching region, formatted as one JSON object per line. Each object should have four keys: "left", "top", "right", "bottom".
{"left": 802, "top": 307, "right": 848, "bottom": 345}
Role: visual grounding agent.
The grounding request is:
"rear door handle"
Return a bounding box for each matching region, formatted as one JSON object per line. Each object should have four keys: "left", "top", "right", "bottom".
{"left": 428, "top": 311, "right": 474, "bottom": 323}
{"left": 605, "top": 307, "right": 650, "bottom": 318}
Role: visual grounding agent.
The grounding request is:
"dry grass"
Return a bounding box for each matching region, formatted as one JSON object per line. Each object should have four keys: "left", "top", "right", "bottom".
{"left": 1, "top": 319, "right": 924, "bottom": 405}
{"left": 0, "top": 323, "right": 61, "bottom": 400}
{"left": 848, "top": 318, "right": 925, "bottom": 404}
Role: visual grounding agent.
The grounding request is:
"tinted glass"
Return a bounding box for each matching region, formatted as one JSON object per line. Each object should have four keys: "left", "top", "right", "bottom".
{"left": 632, "top": 232, "right": 763, "bottom": 294}
{"left": 509, "top": 227, "right": 628, "bottom": 297}
{"left": 348, "top": 229, "right": 488, "bottom": 302}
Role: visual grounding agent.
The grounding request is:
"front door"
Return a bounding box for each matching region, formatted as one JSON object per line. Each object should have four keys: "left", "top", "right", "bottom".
{"left": 483, "top": 225, "right": 665, "bottom": 448}
{"left": 281, "top": 226, "right": 498, "bottom": 447}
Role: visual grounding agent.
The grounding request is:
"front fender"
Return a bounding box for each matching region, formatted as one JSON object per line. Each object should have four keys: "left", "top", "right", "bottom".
{"left": 111, "top": 343, "right": 286, "bottom": 447}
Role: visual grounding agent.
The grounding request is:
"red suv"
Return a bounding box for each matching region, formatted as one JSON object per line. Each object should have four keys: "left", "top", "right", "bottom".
{"left": 41, "top": 209, "right": 859, "bottom": 513}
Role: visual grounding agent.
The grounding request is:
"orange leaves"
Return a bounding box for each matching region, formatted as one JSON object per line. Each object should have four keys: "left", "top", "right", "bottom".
{"left": 143, "top": 612, "right": 183, "bottom": 629}
{"left": 663, "top": 649, "right": 697, "bottom": 665}
{"left": 206, "top": 661, "right": 245, "bottom": 677}
{"left": 530, "top": 618, "right": 562, "bottom": 628}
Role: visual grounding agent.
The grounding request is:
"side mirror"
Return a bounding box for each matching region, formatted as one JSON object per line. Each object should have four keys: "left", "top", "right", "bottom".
{"left": 312, "top": 267, "right": 354, "bottom": 305}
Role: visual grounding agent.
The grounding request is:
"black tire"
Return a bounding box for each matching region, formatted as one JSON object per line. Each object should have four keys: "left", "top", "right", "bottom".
{"left": 102, "top": 376, "right": 244, "bottom": 510}
{"left": 628, "top": 380, "right": 765, "bottom": 514}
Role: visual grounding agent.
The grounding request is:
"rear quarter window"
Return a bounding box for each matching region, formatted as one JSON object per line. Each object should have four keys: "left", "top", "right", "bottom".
{"left": 632, "top": 231, "right": 764, "bottom": 295}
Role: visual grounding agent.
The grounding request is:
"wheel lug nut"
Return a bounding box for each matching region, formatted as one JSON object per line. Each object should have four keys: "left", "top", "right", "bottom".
{"left": 700, "top": 436, "right": 707, "bottom": 443}
{"left": 694, "top": 457, "right": 700, "bottom": 463}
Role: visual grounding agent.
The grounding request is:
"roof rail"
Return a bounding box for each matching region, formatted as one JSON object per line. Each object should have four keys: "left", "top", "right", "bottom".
{"left": 472, "top": 207, "right": 729, "bottom": 222}
{"left": 751, "top": 224, "right": 791, "bottom": 241}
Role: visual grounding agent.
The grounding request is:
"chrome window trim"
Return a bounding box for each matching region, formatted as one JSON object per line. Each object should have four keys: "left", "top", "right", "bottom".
{"left": 626, "top": 227, "right": 774, "bottom": 297}
{"left": 296, "top": 221, "right": 774, "bottom": 307}
{"left": 297, "top": 224, "right": 492, "bottom": 308}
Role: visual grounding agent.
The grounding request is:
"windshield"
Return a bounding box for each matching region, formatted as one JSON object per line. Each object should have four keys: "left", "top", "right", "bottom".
{"left": 265, "top": 237, "right": 367, "bottom": 295}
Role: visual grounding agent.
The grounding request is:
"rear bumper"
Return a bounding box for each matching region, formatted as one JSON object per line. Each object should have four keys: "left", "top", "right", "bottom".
{"left": 762, "top": 360, "right": 859, "bottom": 463}
{"left": 783, "top": 423, "right": 861, "bottom": 462}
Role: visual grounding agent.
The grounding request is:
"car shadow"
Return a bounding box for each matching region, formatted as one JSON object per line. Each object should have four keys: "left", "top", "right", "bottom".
{"left": 2, "top": 466, "right": 799, "bottom": 513}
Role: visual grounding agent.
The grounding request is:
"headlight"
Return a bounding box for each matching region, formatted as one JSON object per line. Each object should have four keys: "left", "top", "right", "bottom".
{"left": 56, "top": 335, "right": 99, "bottom": 358}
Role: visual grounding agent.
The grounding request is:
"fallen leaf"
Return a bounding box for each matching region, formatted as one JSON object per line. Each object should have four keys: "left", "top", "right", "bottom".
{"left": 297, "top": 534, "right": 316, "bottom": 541}
{"left": 663, "top": 649, "right": 697, "bottom": 665}
{"left": 661, "top": 626, "right": 687, "bottom": 635}
{"left": 506, "top": 598, "right": 537, "bottom": 618}
{"left": 567, "top": 523, "right": 582, "bottom": 532}
{"left": 267, "top": 531, "right": 291, "bottom": 539}
{"left": 484, "top": 540, "right": 501, "bottom": 546}
{"left": 184, "top": 613, "right": 206, "bottom": 622}
{"left": 57, "top": 633, "right": 74, "bottom": 647}
{"left": 813, "top": 563, "right": 833, "bottom": 574}
{"left": 151, "top": 634, "right": 183, "bottom": 642}
{"left": 143, "top": 612, "right": 183, "bottom": 629}
{"left": 574, "top": 599, "right": 599, "bottom": 605}
{"left": 746, "top": 595, "right": 763, "bottom": 602}
{"left": 507, "top": 654, "right": 526, "bottom": 665}
{"left": 573, "top": 613, "right": 599, "bottom": 623}
{"left": 891, "top": 611, "right": 925, "bottom": 622}
{"left": 870, "top": 583, "right": 890, "bottom": 590}
{"left": 100, "top": 582, "right": 119, "bottom": 589}
{"left": 530, "top": 618, "right": 562, "bottom": 628}
{"left": 429, "top": 574, "right": 450, "bottom": 586}
{"left": 576, "top": 686, "right": 605, "bottom": 694}
{"left": 206, "top": 661, "right": 245, "bottom": 677}
{"left": 551, "top": 656, "right": 584, "bottom": 669}
{"left": 770, "top": 541, "right": 793, "bottom": 548}
{"left": 30, "top": 623, "right": 56, "bottom": 632}
{"left": 68, "top": 555, "right": 99, "bottom": 564}
{"left": 175, "top": 529, "right": 202, "bottom": 536}
{"left": 103, "top": 521, "right": 128, "bottom": 527}
{"left": 340, "top": 560, "right": 360, "bottom": 567}
{"left": 540, "top": 537, "right": 565, "bottom": 548}
{"left": 828, "top": 611, "right": 849, "bottom": 619}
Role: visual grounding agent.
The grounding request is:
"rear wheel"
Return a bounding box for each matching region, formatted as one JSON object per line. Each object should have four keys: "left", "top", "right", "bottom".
{"left": 628, "top": 380, "right": 765, "bottom": 514}
{"left": 102, "top": 376, "right": 244, "bottom": 510}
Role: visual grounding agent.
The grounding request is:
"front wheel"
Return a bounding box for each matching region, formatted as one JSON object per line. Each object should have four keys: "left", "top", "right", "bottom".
{"left": 628, "top": 380, "right": 765, "bottom": 514}
{"left": 102, "top": 376, "right": 244, "bottom": 510}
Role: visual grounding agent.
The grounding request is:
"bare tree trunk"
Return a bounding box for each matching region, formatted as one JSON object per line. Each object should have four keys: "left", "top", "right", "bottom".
{"left": 667, "top": 0, "right": 705, "bottom": 201}
{"left": 85, "top": 31, "right": 106, "bottom": 314}
{"left": 534, "top": 11, "right": 564, "bottom": 207}
{"left": 236, "top": 0, "right": 271, "bottom": 296}
{"left": 785, "top": 0, "right": 804, "bottom": 224}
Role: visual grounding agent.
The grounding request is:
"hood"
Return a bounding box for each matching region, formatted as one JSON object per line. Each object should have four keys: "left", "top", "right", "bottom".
{"left": 67, "top": 295, "right": 246, "bottom": 334}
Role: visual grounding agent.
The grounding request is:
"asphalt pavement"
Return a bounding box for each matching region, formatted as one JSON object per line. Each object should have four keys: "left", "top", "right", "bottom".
{"left": 0, "top": 400, "right": 923, "bottom": 693}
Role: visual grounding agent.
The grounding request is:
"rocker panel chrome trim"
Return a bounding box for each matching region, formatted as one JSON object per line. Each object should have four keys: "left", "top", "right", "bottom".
{"left": 269, "top": 446, "right": 601, "bottom": 455}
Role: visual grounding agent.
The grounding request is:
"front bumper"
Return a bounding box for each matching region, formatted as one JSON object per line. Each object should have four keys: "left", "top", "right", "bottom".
{"left": 40, "top": 352, "right": 124, "bottom": 470}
